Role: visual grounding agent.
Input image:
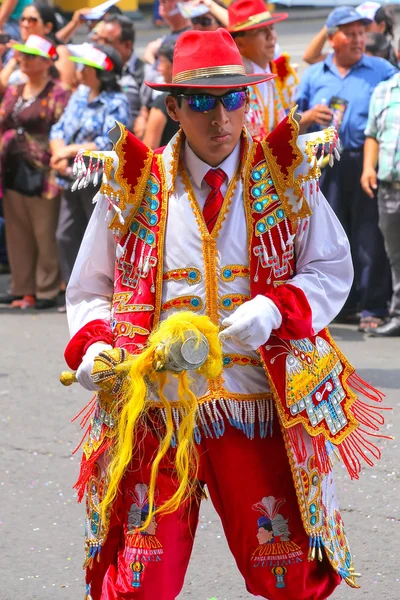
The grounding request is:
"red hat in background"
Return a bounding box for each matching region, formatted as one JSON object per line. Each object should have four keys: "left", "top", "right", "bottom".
{"left": 228, "top": 0, "right": 288, "bottom": 34}
{"left": 145, "top": 28, "right": 275, "bottom": 91}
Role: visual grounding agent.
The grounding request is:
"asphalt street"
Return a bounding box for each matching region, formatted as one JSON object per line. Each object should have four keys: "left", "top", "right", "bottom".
{"left": 1, "top": 10, "right": 399, "bottom": 600}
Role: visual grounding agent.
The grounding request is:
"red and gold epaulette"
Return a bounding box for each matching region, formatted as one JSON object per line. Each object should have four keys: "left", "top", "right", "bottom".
{"left": 261, "top": 108, "right": 340, "bottom": 220}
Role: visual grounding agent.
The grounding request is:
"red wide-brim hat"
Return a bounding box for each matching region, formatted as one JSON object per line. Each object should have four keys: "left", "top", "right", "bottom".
{"left": 228, "top": 0, "right": 288, "bottom": 34}
{"left": 145, "top": 28, "right": 275, "bottom": 92}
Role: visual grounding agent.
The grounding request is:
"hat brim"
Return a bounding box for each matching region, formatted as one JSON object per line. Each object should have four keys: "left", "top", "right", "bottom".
{"left": 146, "top": 72, "right": 276, "bottom": 92}
{"left": 69, "top": 56, "right": 105, "bottom": 70}
{"left": 330, "top": 16, "right": 372, "bottom": 28}
{"left": 228, "top": 12, "right": 288, "bottom": 34}
{"left": 12, "top": 43, "right": 49, "bottom": 58}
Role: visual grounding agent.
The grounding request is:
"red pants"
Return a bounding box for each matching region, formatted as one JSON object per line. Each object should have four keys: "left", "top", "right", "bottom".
{"left": 88, "top": 421, "right": 340, "bottom": 600}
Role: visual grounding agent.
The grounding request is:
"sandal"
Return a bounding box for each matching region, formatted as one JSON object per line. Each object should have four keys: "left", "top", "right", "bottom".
{"left": 358, "top": 316, "right": 385, "bottom": 332}
{"left": 10, "top": 295, "right": 35, "bottom": 309}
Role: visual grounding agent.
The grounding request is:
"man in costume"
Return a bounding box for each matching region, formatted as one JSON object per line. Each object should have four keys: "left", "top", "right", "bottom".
{"left": 228, "top": 0, "right": 298, "bottom": 139}
{"left": 64, "top": 28, "right": 386, "bottom": 600}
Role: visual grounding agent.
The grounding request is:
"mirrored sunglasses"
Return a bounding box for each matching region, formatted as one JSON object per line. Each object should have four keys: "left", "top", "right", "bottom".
{"left": 191, "top": 16, "right": 213, "bottom": 27}
{"left": 177, "top": 90, "right": 247, "bottom": 114}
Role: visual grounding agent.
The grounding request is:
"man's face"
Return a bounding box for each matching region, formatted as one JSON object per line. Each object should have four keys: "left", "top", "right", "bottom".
{"left": 329, "top": 22, "right": 366, "bottom": 66}
{"left": 157, "top": 55, "right": 173, "bottom": 84}
{"left": 95, "top": 21, "right": 132, "bottom": 64}
{"left": 166, "top": 87, "right": 249, "bottom": 167}
{"left": 159, "top": 0, "right": 178, "bottom": 20}
{"left": 235, "top": 26, "right": 277, "bottom": 70}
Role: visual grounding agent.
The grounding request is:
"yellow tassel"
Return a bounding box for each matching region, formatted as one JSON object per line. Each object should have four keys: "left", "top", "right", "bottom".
{"left": 100, "top": 312, "right": 222, "bottom": 529}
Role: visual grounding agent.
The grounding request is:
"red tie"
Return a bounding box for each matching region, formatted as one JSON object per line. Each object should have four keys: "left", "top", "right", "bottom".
{"left": 203, "top": 168, "right": 226, "bottom": 233}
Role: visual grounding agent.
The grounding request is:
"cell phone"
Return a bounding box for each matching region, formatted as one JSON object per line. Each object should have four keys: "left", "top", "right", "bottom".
{"left": 0, "top": 33, "right": 11, "bottom": 44}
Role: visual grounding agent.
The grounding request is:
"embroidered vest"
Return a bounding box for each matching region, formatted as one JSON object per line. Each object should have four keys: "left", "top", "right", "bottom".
{"left": 75, "top": 112, "right": 383, "bottom": 587}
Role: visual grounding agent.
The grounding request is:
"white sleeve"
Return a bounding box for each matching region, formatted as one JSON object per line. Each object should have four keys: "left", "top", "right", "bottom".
{"left": 66, "top": 193, "right": 116, "bottom": 337}
{"left": 290, "top": 190, "right": 353, "bottom": 334}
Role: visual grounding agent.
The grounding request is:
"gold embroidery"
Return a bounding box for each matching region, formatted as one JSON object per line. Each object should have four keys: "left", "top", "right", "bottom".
{"left": 111, "top": 122, "right": 154, "bottom": 235}
{"left": 261, "top": 118, "right": 311, "bottom": 223}
{"left": 149, "top": 390, "right": 272, "bottom": 408}
{"left": 223, "top": 354, "right": 262, "bottom": 368}
{"left": 112, "top": 293, "right": 154, "bottom": 314}
{"left": 163, "top": 268, "right": 201, "bottom": 285}
{"left": 220, "top": 264, "right": 249, "bottom": 282}
{"left": 113, "top": 322, "right": 150, "bottom": 339}
{"left": 219, "top": 293, "right": 250, "bottom": 311}
{"left": 162, "top": 295, "right": 203, "bottom": 312}
{"left": 153, "top": 154, "right": 169, "bottom": 330}
{"left": 173, "top": 64, "right": 245, "bottom": 83}
{"left": 179, "top": 160, "right": 239, "bottom": 395}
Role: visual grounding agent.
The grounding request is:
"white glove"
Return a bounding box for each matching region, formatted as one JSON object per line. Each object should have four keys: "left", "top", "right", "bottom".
{"left": 76, "top": 341, "right": 113, "bottom": 391}
{"left": 219, "top": 295, "right": 282, "bottom": 351}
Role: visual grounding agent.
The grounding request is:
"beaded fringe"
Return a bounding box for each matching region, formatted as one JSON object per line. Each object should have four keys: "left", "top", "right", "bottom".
{"left": 308, "top": 533, "right": 324, "bottom": 562}
{"left": 160, "top": 397, "right": 274, "bottom": 445}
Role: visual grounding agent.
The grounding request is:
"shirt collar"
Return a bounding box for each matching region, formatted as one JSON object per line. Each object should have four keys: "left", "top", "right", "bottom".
{"left": 324, "top": 52, "right": 371, "bottom": 73}
{"left": 123, "top": 52, "right": 137, "bottom": 74}
{"left": 387, "top": 71, "right": 400, "bottom": 88}
{"left": 250, "top": 60, "right": 271, "bottom": 75}
{"left": 183, "top": 139, "right": 241, "bottom": 188}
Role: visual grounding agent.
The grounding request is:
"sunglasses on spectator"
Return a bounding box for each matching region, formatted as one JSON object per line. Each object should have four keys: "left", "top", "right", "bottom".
{"left": 191, "top": 16, "right": 214, "bottom": 26}
{"left": 177, "top": 90, "right": 247, "bottom": 113}
{"left": 19, "top": 16, "right": 39, "bottom": 24}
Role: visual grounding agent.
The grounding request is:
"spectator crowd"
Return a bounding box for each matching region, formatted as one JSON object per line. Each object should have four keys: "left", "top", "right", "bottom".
{"left": 0, "top": 0, "right": 399, "bottom": 337}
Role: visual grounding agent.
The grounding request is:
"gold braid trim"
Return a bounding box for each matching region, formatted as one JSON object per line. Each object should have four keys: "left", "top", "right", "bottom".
{"left": 261, "top": 107, "right": 311, "bottom": 222}
{"left": 179, "top": 159, "right": 239, "bottom": 395}
{"left": 110, "top": 122, "right": 154, "bottom": 235}
{"left": 172, "top": 65, "right": 246, "bottom": 83}
{"left": 152, "top": 153, "right": 169, "bottom": 331}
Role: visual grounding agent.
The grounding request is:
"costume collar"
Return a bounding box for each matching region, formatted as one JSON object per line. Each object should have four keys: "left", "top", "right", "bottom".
{"left": 183, "top": 139, "right": 241, "bottom": 188}
{"left": 162, "top": 127, "right": 253, "bottom": 192}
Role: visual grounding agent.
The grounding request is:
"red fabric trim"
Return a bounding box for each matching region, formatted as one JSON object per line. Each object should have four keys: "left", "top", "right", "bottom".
{"left": 64, "top": 319, "right": 113, "bottom": 370}
{"left": 272, "top": 53, "right": 290, "bottom": 83}
{"left": 265, "top": 283, "right": 313, "bottom": 340}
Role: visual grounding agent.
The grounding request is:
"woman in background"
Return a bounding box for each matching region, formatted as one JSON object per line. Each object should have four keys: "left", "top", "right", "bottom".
{"left": 0, "top": 35, "right": 70, "bottom": 309}
{"left": 50, "top": 43, "right": 131, "bottom": 311}
{"left": 0, "top": 1, "right": 76, "bottom": 94}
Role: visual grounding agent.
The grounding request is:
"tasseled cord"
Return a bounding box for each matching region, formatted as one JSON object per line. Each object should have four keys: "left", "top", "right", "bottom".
{"left": 99, "top": 312, "right": 223, "bottom": 532}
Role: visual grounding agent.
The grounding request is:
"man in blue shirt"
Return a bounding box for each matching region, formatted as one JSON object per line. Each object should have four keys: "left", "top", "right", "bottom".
{"left": 296, "top": 6, "right": 397, "bottom": 332}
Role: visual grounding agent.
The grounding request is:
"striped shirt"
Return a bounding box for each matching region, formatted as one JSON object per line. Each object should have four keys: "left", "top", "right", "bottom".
{"left": 365, "top": 72, "right": 400, "bottom": 182}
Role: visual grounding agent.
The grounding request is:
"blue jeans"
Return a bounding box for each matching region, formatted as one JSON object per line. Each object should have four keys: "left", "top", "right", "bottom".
{"left": 320, "top": 148, "right": 391, "bottom": 318}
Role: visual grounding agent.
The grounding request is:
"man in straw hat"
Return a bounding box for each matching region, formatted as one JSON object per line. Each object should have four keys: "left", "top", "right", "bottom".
{"left": 228, "top": 0, "right": 298, "bottom": 139}
{"left": 64, "top": 28, "right": 386, "bottom": 600}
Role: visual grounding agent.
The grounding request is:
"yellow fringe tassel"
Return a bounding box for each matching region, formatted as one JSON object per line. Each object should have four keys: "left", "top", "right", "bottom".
{"left": 100, "top": 312, "right": 222, "bottom": 531}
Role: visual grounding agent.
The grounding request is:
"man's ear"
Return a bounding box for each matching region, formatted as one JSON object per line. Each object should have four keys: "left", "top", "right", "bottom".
{"left": 244, "top": 91, "right": 250, "bottom": 114}
{"left": 327, "top": 33, "right": 335, "bottom": 50}
{"left": 165, "top": 95, "right": 180, "bottom": 122}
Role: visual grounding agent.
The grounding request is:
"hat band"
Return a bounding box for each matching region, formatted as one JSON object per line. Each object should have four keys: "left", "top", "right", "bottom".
{"left": 231, "top": 10, "right": 273, "bottom": 32}
{"left": 172, "top": 64, "right": 246, "bottom": 84}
